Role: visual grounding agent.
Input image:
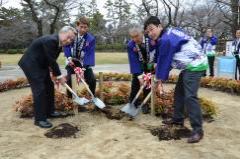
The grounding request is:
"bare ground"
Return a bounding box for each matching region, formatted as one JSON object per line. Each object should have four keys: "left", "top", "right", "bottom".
{"left": 0, "top": 84, "right": 240, "bottom": 159}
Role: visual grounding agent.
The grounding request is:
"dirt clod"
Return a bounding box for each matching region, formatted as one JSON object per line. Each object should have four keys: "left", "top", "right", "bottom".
{"left": 101, "top": 107, "right": 127, "bottom": 120}
{"left": 150, "top": 125, "right": 191, "bottom": 141}
{"left": 44, "top": 123, "right": 80, "bottom": 139}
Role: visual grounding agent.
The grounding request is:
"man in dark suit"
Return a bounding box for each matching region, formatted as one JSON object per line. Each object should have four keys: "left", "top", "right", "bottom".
{"left": 18, "top": 26, "right": 76, "bottom": 128}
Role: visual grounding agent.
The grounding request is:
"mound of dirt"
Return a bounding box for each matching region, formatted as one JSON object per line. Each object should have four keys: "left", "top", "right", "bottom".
{"left": 44, "top": 123, "right": 80, "bottom": 139}
{"left": 150, "top": 125, "right": 191, "bottom": 141}
{"left": 101, "top": 107, "right": 128, "bottom": 120}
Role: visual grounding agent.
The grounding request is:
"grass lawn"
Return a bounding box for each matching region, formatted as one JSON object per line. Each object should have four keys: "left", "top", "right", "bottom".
{"left": 0, "top": 52, "right": 128, "bottom": 66}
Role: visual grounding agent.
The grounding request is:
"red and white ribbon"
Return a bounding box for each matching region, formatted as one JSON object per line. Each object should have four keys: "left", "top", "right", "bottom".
{"left": 74, "top": 67, "right": 84, "bottom": 85}
{"left": 143, "top": 73, "right": 152, "bottom": 89}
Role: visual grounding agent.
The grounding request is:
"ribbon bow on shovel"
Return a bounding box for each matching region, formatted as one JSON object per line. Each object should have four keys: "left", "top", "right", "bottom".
{"left": 143, "top": 73, "right": 152, "bottom": 89}
{"left": 74, "top": 67, "right": 85, "bottom": 85}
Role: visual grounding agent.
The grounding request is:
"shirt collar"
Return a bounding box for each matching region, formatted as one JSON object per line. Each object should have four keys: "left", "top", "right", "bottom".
{"left": 59, "top": 40, "right": 61, "bottom": 47}
{"left": 78, "top": 32, "right": 87, "bottom": 39}
{"left": 57, "top": 34, "right": 62, "bottom": 47}
{"left": 78, "top": 33, "right": 83, "bottom": 39}
{"left": 142, "top": 36, "right": 145, "bottom": 44}
{"left": 156, "top": 28, "right": 166, "bottom": 43}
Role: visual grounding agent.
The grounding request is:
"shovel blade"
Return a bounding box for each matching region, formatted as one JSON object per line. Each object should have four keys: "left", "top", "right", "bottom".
{"left": 73, "top": 97, "right": 90, "bottom": 106}
{"left": 93, "top": 97, "right": 106, "bottom": 109}
{"left": 121, "top": 103, "right": 140, "bottom": 117}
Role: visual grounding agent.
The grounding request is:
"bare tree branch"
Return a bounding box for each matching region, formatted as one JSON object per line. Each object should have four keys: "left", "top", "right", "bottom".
{"left": 161, "top": 0, "right": 172, "bottom": 27}
{"left": 154, "top": 0, "right": 159, "bottom": 16}
{"left": 141, "top": 0, "right": 151, "bottom": 16}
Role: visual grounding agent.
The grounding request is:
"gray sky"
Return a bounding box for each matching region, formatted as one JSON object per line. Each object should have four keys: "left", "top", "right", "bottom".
{"left": 2, "top": 0, "right": 22, "bottom": 8}
{"left": 2, "top": 0, "right": 200, "bottom": 22}
{"left": 2, "top": 0, "right": 106, "bottom": 13}
{"left": 2, "top": 0, "right": 143, "bottom": 23}
{"left": 2, "top": 0, "right": 141, "bottom": 15}
{"left": 2, "top": 0, "right": 200, "bottom": 10}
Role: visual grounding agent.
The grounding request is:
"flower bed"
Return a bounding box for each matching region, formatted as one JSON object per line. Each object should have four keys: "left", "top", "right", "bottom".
{"left": 14, "top": 82, "right": 217, "bottom": 120}
{"left": 2, "top": 73, "right": 240, "bottom": 95}
{"left": 0, "top": 78, "right": 29, "bottom": 92}
{"left": 95, "top": 73, "right": 240, "bottom": 95}
{"left": 14, "top": 91, "right": 74, "bottom": 118}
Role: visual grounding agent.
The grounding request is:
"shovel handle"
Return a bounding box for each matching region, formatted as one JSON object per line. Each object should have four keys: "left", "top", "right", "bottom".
{"left": 131, "top": 82, "right": 146, "bottom": 104}
{"left": 139, "top": 92, "right": 152, "bottom": 107}
{"left": 64, "top": 83, "right": 78, "bottom": 98}
{"left": 79, "top": 77, "right": 95, "bottom": 98}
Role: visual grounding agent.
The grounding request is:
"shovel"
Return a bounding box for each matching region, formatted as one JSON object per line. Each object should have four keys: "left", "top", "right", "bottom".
{"left": 79, "top": 76, "right": 106, "bottom": 109}
{"left": 64, "top": 83, "right": 90, "bottom": 106}
{"left": 72, "top": 66, "right": 105, "bottom": 109}
{"left": 121, "top": 83, "right": 146, "bottom": 116}
{"left": 130, "top": 92, "right": 152, "bottom": 117}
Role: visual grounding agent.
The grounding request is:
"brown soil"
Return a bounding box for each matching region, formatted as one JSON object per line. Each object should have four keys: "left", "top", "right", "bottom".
{"left": 44, "top": 123, "right": 80, "bottom": 139}
{"left": 100, "top": 106, "right": 129, "bottom": 120}
{"left": 150, "top": 125, "right": 191, "bottom": 141}
{"left": 1, "top": 85, "right": 240, "bottom": 159}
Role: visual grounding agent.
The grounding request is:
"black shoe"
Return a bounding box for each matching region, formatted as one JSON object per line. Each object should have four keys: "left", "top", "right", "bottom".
{"left": 162, "top": 119, "right": 184, "bottom": 127}
{"left": 187, "top": 131, "right": 204, "bottom": 143}
{"left": 48, "top": 111, "right": 62, "bottom": 118}
{"left": 34, "top": 120, "right": 53, "bottom": 128}
{"left": 141, "top": 105, "right": 150, "bottom": 114}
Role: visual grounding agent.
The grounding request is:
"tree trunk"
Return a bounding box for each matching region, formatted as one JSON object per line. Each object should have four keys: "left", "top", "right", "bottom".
{"left": 230, "top": 0, "right": 239, "bottom": 36}
{"left": 23, "top": 0, "right": 43, "bottom": 37}
{"left": 43, "top": 0, "right": 61, "bottom": 34}
{"left": 36, "top": 20, "right": 43, "bottom": 36}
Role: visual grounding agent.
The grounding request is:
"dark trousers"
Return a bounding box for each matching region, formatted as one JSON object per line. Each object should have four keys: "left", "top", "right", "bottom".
{"left": 173, "top": 70, "right": 205, "bottom": 134}
{"left": 129, "top": 75, "right": 150, "bottom": 106}
{"left": 20, "top": 66, "right": 55, "bottom": 121}
{"left": 206, "top": 56, "right": 215, "bottom": 77}
{"left": 66, "top": 65, "right": 96, "bottom": 98}
{"left": 235, "top": 55, "right": 240, "bottom": 80}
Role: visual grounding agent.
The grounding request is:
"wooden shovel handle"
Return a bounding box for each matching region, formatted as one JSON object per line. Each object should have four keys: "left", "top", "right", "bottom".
{"left": 64, "top": 83, "right": 78, "bottom": 98}
{"left": 131, "top": 82, "right": 147, "bottom": 104}
{"left": 139, "top": 92, "right": 152, "bottom": 107}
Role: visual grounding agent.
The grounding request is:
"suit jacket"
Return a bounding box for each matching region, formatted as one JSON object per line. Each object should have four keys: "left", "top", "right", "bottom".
{"left": 18, "top": 34, "right": 62, "bottom": 77}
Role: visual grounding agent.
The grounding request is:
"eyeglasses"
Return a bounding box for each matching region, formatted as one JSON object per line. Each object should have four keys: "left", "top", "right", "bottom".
{"left": 145, "top": 25, "right": 158, "bottom": 34}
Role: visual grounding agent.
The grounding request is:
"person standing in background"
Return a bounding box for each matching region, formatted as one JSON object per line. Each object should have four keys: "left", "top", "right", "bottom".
{"left": 200, "top": 28, "right": 218, "bottom": 77}
{"left": 232, "top": 29, "right": 240, "bottom": 80}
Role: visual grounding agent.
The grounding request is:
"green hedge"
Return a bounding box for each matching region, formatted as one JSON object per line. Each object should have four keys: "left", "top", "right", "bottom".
{"left": 0, "top": 43, "right": 126, "bottom": 54}
{"left": 96, "top": 43, "right": 126, "bottom": 52}
{"left": 0, "top": 49, "right": 7, "bottom": 54}
{"left": 0, "top": 49, "right": 25, "bottom": 54}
